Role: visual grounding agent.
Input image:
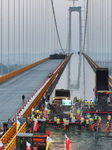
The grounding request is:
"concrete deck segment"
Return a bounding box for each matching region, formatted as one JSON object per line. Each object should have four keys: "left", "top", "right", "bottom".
{"left": 0, "top": 59, "right": 63, "bottom": 123}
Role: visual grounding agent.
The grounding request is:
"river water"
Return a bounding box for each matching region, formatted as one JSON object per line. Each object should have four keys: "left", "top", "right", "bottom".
{"left": 49, "top": 53, "right": 112, "bottom": 150}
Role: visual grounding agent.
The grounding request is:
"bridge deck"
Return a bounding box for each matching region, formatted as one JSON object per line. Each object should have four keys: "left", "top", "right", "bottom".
{"left": 0, "top": 59, "right": 62, "bottom": 123}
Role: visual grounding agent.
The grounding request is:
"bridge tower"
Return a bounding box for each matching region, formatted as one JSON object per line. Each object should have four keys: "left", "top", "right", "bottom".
{"left": 68, "top": 7, "right": 82, "bottom": 54}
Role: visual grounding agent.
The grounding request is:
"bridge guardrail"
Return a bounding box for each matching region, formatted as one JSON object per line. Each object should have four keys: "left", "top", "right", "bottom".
{"left": 1, "top": 54, "right": 72, "bottom": 149}
{"left": 83, "top": 53, "right": 112, "bottom": 90}
{"left": 0, "top": 57, "right": 49, "bottom": 83}
{"left": 0, "top": 122, "right": 17, "bottom": 149}
{"left": 4, "top": 122, "right": 26, "bottom": 150}
{"left": 22, "top": 54, "right": 71, "bottom": 118}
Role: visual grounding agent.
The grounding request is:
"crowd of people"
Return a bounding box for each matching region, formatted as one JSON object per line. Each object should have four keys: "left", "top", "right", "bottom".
{"left": 26, "top": 95, "right": 112, "bottom": 140}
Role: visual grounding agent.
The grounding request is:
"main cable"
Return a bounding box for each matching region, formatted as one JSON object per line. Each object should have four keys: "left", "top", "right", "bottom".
{"left": 50, "top": 0, "right": 64, "bottom": 53}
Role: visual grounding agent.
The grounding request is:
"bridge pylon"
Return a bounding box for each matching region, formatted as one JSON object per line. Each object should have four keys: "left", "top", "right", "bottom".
{"left": 68, "top": 7, "right": 82, "bottom": 54}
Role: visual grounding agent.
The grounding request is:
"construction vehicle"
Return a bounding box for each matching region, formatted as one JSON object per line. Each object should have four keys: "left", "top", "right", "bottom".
{"left": 16, "top": 119, "right": 50, "bottom": 150}
{"left": 84, "top": 68, "right": 112, "bottom": 114}
{"left": 52, "top": 89, "right": 72, "bottom": 114}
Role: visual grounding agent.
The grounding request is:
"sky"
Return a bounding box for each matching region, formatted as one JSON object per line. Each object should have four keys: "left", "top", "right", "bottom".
{"left": 53, "top": 0, "right": 85, "bottom": 51}
{"left": 0, "top": 0, "right": 85, "bottom": 66}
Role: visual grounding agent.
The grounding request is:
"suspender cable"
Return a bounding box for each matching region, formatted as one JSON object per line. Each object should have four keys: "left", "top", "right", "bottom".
{"left": 8, "top": 0, "right": 9, "bottom": 73}
{"left": 14, "top": 0, "right": 15, "bottom": 70}
{"left": 82, "top": 0, "right": 88, "bottom": 52}
{"left": 1, "top": 0, "right": 2, "bottom": 75}
{"left": 32, "top": 0, "right": 34, "bottom": 62}
{"left": 23, "top": 0, "right": 24, "bottom": 66}
{"left": 26, "top": 0, "right": 28, "bottom": 65}
{"left": 50, "top": 0, "right": 64, "bottom": 53}
{"left": 111, "top": 0, "right": 112, "bottom": 73}
{"left": 18, "top": 0, "right": 20, "bottom": 68}
{"left": 35, "top": 0, "right": 36, "bottom": 62}
{"left": 29, "top": 0, "right": 31, "bottom": 63}
{"left": 48, "top": 0, "right": 50, "bottom": 55}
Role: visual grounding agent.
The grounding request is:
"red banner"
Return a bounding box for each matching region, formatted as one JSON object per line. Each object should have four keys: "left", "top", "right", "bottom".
{"left": 26, "top": 141, "right": 31, "bottom": 150}
{"left": 65, "top": 134, "right": 70, "bottom": 150}
{"left": 33, "top": 119, "right": 38, "bottom": 131}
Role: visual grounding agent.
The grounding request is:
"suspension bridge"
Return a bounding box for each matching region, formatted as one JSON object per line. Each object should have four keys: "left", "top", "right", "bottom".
{"left": 0, "top": 0, "right": 112, "bottom": 149}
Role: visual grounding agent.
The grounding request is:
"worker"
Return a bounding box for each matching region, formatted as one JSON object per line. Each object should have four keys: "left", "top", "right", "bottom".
{"left": 73, "top": 96, "right": 77, "bottom": 103}
{"left": 41, "top": 104, "right": 44, "bottom": 116}
{"left": 76, "top": 97, "right": 79, "bottom": 103}
{"left": 94, "top": 113, "right": 98, "bottom": 123}
{"left": 87, "top": 113, "right": 91, "bottom": 119}
{"left": 54, "top": 115, "right": 57, "bottom": 128}
{"left": 90, "top": 100, "right": 94, "bottom": 109}
{"left": 63, "top": 118, "right": 66, "bottom": 130}
{"left": 70, "top": 111, "right": 74, "bottom": 122}
{"left": 77, "top": 109, "right": 81, "bottom": 119}
{"left": 27, "top": 117, "right": 31, "bottom": 129}
{"left": 90, "top": 100, "right": 93, "bottom": 109}
{"left": 106, "top": 121, "right": 111, "bottom": 132}
{"left": 22, "top": 94, "right": 25, "bottom": 104}
{"left": 81, "top": 116, "right": 85, "bottom": 128}
{"left": 31, "top": 113, "right": 35, "bottom": 120}
{"left": 85, "top": 100, "right": 88, "bottom": 108}
{"left": 65, "top": 118, "right": 69, "bottom": 132}
{"left": 93, "top": 123, "right": 98, "bottom": 139}
{"left": 79, "top": 98, "right": 82, "bottom": 106}
{"left": 89, "top": 117, "right": 94, "bottom": 131}
{"left": 98, "top": 116, "right": 101, "bottom": 129}
{"left": 107, "top": 114, "right": 111, "bottom": 122}
{"left": 39, "top": 109, "right": 42, "bottom": 118}
{"left": 46, "top": 115, "right": 49, "bottom": 126}
{"left": 83, "top": 100, "right": 85, "bottom": 108}
{"left": 72, "top": 115, "right": 76, "bottom": 124}
{"left": 56, "top": 116, "right": 61, "bottom": 129}
{"left": 86, "top": 118, "right": 89, "bottom": 129}
{"left": 77, "top": 118, "right": 81, "bottom": 131}
{"left": 47, "top": 108, "right": 51, "bottom": 117}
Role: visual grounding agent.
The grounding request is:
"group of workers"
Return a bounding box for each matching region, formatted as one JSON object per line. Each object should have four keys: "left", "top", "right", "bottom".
{"left": 83, "top": 100, "right": 95, "bottom": 109}
{"left": 73, "top": 97, "right": 95, "bottom": 109}
{"left": 28, "top": 96, "right": 112, "bottom": 136}
{"left": 77, "top": 112, "right": 111, "bottom": 133}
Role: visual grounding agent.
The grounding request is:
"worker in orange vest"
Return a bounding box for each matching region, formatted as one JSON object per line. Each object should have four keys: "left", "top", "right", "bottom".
{"left": 106, "top": 121, "right": 111, "bottom": 132}
{"left": 63, "top": 118, "right": 66, "bottom": 130}
{"left": 107, "top": 114, "right": 111, "bottom": 122}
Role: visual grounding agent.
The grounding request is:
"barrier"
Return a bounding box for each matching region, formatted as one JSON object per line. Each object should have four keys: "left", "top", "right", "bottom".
{"left": 0, "top": 122, "right": 17, "bottom": 149}
{"left": 0, "top": 57, "right": 49, "bottom": 83}
{"left": 83, "top": 53, "right": 112, "bottom": 90}
{"left": 22, "top": 54, "right": 71, "bottom": 118}
{"left": 4, "top": 122, "right": 26, "bottom": 150}
{"left": 1, "top": 54, "right": 72, "bottom": 149}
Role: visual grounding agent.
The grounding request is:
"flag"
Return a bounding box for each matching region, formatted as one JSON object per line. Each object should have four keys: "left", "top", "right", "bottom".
{"left": 26, "top": 141, "right": 31, "bottom": 150}
{"left": 45, "top": 101, "right": 48, "bottom": 110}
{"left": 46, "top": 136, "right": 53, "bottom": 150}
{"left": 16, "top": 120, "right": 20, "bottom": 132}
{"left": 33, "top": 118, "right": 38, "bottom": 131}
{"left": 31, "top": 108, "right": 34, "bottom": 114}
{"left": 65, "top": 134, "right": 70, "bottom": 150}
{"left": 44, "top": 101, "right": 48, "bottom": 118}
{"left": 0, "top": 141, "right": 3, "bottom": 150}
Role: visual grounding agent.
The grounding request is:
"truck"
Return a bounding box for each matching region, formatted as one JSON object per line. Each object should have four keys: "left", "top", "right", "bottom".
{"left": 94, "top": 68, "right": 112, "bottom": 111}
{"left": 52, "top": 89, "right": 72, "bottom": 114}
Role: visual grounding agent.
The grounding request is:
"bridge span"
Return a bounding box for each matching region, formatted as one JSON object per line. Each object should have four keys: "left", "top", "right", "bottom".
{"left": 0, "top": 57, "right": 66, "bottom": 123}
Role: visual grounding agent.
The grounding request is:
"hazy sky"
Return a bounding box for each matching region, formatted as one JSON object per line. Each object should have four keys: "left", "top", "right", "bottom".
{"left": 53, "top": 0, "right": 84, "bottom": 51}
